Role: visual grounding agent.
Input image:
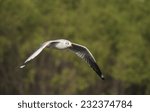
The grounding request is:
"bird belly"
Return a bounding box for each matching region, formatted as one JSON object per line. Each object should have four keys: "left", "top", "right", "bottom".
{"left": 55, "top": 43, "right": 66, "bottom": 49}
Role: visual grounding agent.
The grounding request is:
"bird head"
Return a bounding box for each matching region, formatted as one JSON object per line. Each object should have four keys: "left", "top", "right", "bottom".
{"left": 64, "top": 40, "right": 72, "bottom": 47}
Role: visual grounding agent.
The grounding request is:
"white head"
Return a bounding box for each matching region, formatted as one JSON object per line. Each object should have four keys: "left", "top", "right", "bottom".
{"left": 56, "top": 39, "right": 72, "bottom": 49}
{"left": 63, "top": 40, "right": 72, "bottom": 48}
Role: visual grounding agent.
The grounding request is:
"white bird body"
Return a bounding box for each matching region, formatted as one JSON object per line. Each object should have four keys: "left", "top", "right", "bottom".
{"left": 54, "top": 39, "right": 72, "bottom": 49}
{"left": 20, "top": 39, "right": 104, "bottom": 80}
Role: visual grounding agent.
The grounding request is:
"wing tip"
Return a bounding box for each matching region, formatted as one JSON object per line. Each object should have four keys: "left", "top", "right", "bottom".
{"left": 100, "top": 74, "right": 105, "bottom": 80}
{"left": 20, "top": 65, "right": 25, "bottom": 68}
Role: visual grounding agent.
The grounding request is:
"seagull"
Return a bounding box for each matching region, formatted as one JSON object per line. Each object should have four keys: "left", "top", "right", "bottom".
{"left": 20, "top": 39, "right": 104, "bottom": 80}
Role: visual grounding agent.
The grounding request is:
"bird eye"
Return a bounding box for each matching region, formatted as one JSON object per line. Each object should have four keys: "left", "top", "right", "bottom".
{"left": 66, "top": 42, "right": 69, "bottom": 45}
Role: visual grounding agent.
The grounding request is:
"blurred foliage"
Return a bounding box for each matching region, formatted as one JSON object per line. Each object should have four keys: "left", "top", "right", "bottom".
{"left": 0, "top": 0, "right": 150, "bottom": 94}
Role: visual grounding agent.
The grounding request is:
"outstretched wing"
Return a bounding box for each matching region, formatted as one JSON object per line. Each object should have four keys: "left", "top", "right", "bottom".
{"left": 69, "top": 43, "right": 104, "bottom": 80}
{"left": 20, "top": 41, "right": 58, "bottom": 68}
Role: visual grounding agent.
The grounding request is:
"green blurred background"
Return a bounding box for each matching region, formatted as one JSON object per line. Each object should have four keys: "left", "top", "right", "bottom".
{"left": 0, "top": 0, "right": 150, "bottom": 94}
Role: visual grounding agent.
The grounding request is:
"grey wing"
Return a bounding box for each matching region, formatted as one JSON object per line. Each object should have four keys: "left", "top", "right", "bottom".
{"left": 69, "top": 43, "right": 104, "bottom": 80}
{"left": 20, "top": 40, "right": 58, "bottom": 68}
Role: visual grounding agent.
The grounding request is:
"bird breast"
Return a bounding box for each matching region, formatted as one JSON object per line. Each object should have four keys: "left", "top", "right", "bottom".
{"left": 55, "top": 43, "right": 67, "bottom": 49}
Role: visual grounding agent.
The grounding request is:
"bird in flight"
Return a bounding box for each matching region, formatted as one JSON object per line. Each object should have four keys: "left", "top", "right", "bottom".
{"left": 20, "top": 39, "right": 104, "bottom": 80}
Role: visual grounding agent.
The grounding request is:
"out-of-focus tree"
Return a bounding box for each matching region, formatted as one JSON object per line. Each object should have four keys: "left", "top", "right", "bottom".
{"left": 0, "top": 0, "right": 150, "bottom": 94}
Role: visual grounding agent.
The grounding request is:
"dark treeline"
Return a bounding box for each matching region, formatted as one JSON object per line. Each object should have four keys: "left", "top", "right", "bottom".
{"left": 0, "top": 0, "right": 150, "bottom": 94}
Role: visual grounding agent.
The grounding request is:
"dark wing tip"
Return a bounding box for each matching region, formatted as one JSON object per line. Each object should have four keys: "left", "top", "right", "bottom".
{"left": 69, "top": 43, "right": 105, "bottom": 80}
{"left": 100, "top": 74, "right": 105, "bottom": 80}
{"left": 91, "top": 62, "right": 105, "bottom": 80}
